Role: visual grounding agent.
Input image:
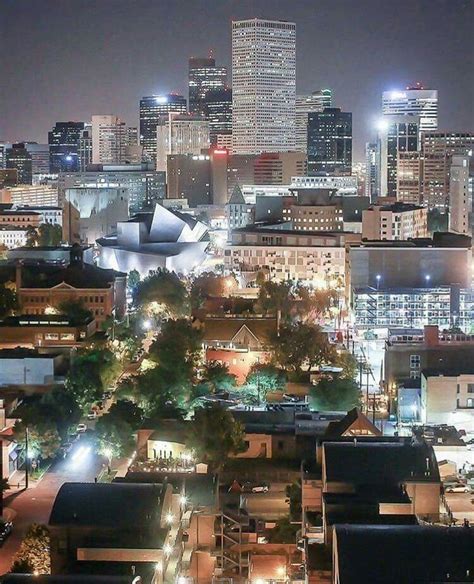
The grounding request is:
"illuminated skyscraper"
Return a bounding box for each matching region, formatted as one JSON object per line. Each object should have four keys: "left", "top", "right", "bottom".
{"left": 91, "top": 115, "right": 129, "bottom": 165}
{"left": 296, "top": 89, "right": 332, "bottom": 153}
{"left": 382, "top": 85, "right": 438, "bottom": 133}
{"left": 307, "top": 108, "right": 352, "bottom": 176}
{"left": 188, "top": 57, "right": 227, "bottom": 116}
{"left": 48, "top": 121, "right": 85, "bottom": 173}
{"left": 156, "top": 114, "right": 210, "bottom": 172}
{"left": 205, "top": 88, "right": 232, "bottom": 147}
{"left": 232, "top": 18, "right": 296, "bottom": 154}
{"left": 139, "top": 94, "right": 187, "bottom": 165}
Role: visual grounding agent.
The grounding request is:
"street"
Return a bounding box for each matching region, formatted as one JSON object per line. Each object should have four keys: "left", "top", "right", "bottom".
{"left": 0, "top": 449, "right": 103, "bottom": 576}
{"left": 445, "top": 492, "right": 474, "bottom": 524}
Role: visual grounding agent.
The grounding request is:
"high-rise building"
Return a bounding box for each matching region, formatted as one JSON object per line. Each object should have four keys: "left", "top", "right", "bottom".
{"left": 449, "top": 155, "right": 472, "bottom": 236}
{"left": 379, "top": 116, "right": 419, "bottom": 197}
{"left": 78, "top": 125, "right": 92, "bottom": 171}
{"left": 205, "top": 88, "right": 232, "bottom": 147}
{"left": 48, "top": 121, "right": 85, "bottom": 173}
{"left": 254, "top": 152, "right": 307, "bottom": 185}
{"left": 296, "top": 89, "right": 332, "bottom": 153}
{"left": 365, "top": 142, "right": 381, "bottom": 201}
{"left": 382, "top": 85, "right": 438, "bottom": 134}
{"left": 91, "top": 115, "right": 129, "bottom": 165}
{"left": 6, "top": 143, "right": 33, "bottom": 184}
{"left": 139, "top": 94, "right": 187, "bottom": 165}
{"left": 307, "top": 108, "right": 352, "bottom": 176}
{"left": 421, "top": 132, "right": 474, "bottom": 209}
{"left": 22, "top": 143, "right": 50, "bottom": 176}
{"left": 0, "top": 143, "right": 12, "bottom": 169}
{"left": 397, "top": 152, "right": 422, "bottom": 204}
{"left": 156, "top": 114, "right": 210, "bottom": 172}
{"left": 232, "top": 18, "right": 296, "bottom": 154}
{"left": 188, "top": 57, "right": 227, "bottom": 116}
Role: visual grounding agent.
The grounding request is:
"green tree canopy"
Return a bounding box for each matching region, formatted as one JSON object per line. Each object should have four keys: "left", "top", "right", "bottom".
{"left": 186, "top": 403, "right": 246, "bottom": 471}
{"left": 11, "top": 523, "right": 51, "bottom": 575}
{"left": 0, "top": 284, "right": 17, "bottom": 318}
{"left": 201, "top": 361, "right": 237, "bottom": 392}
{"left": 269, "top": 322, "right": 335, "bottom": 373}
{"left": 133, "top": 268, "right": 189, "bottom": 316}
{"left": 127, "top": 269, "right": 141, "bottom": 292}
{"left": 25, "top": 225, "right": 38, "bottom": 247}
{"left": 310, "top": 375, "right": 361, "bottom": 411}
{"left": 190, "top": 273, "right": 237, "bottom": 309}
{"left": 95, "top": 414, "right": 135, "bottom": 458}
{"left": 256, "top": 280, "right": 293, "bottom": 317}
{"left": 37, "top": 223, "right": 62, "bottom": 246}
{"left": 244, "top": 363, "right": 286, "bottom": 400}
{"left": 57, "top": 298, "right": 93, "bottom": 322}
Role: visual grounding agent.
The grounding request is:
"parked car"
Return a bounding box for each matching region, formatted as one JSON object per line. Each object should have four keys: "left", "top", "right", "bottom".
{"left": 76, "top": 423, "right": 87, "bottom": 433}
{"left": 283, "top": 393, "right": 304, "bottom": 403}
{"left": 0, "top": 521, "right": 13, "bottom": 546}
{"left": 445, "top": 483, "right": 471, "bottom": 493}
{"left": 242, "top": 481, "right": 270, "bottom": 494}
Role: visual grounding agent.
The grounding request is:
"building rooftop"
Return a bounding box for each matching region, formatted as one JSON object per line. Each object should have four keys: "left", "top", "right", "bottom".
{"left": 323, "top": 407, "right": 381, "bottom": 438}
{"left": 49, "top": 482, "right": 165, "bottom": 529}
{"left": 2, "top": 577, "right": 139, "bottom": 584}
{"left": 422, "top": 367, "right": 474, "bottom": 378}
{"left": 0, "top": 348, "right": 61, "bottom": 359}
{"left": 0, "top": 314, "right": 94, "bottom": 327}
{"left": 357, "top": 232, "right": 471, "bottom": 249}
{"left": 201, "top": 315, "right": 277, "bottom": 344}
{"left": 323, "top": 439, "right": 440, "bottom": 484}
{"left": 333, "top": 525, "right": 474, "bottom": 584}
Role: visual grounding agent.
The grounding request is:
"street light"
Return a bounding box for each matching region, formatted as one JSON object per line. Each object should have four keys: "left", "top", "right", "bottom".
{"left": 165, "top": 512, "right": 174, "bottom": 525}
{"left": 376, "top": 274, "right": 382, "bottom": 291}
{"left": 425, "top": 274, "right": 431, "bottom": 286}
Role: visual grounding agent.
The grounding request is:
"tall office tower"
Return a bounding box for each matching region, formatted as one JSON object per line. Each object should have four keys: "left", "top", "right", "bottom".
{"left": 382, "top": 85, "right": 438, "bottom": 134}
{"left": 188, "top": 56, "right": 228, "bottom": 116}
{"left": 449, "top": 155, "right": 472, "bottom": 235}
{"left": 296, "top": 89, "right": 332, "bottom": 153}
{"left": 91, "top": 115, "right": 130, "bottom": 165}
{"left": 139, "top": 94, "right": 187, "bottom": 165}
{"left": 6, "top": 143, "right": 33, "bottom": 184}
{"left": 0, "top": 143, "right": 12, "bottom": 168}
{"left": 78, "top": 125, "right": 92, "bottom": 171}
{"left": 379, "top": 115, "right": 419, "bottom": 197}
{"left": 397, "top": 152, "right": 422, "bottom": 204}
{"left": 48, "top": 121, "right": 85, "bottom": 173}
{"left": 156, "top": 114, "right": 210, "bottom": 172}
{"left": 307, "top": 108, "right": 352, "bottom": 176}
{"left": 421, "top": 132, "right": 474, "bottom": 209}
{"left": 23, "top": 142, "right": 50, "bottom": 176}
{"left": 365, "top": 142, "right": 381, "bottom": 201}
{"left": 232, "top": 18, "right": 296, "bottom": 154}
{"left": 205, "top": 88, "right": 232, "bottom": 147}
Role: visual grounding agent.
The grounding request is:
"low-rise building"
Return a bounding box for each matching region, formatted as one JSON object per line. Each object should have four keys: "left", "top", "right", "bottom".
{"left": 0, "top": 314, "right": 96, "bottom": 349}
{"left": 361, "top": 202, "right": 428, "bottom": 240}
{"left": 0, "top": 226, "right": 29, "bottom": 249}
{"left": 7, "top": 244, "right": 94, "bottom": 265}
{"left": 421, "top": 369, "right": 474, "bottom": 430}
{"left": 0, "top": 349, "right": 65, "bottom": 386}
{"left": 0, "top": 205, "right": 41, "bottom": 228}
{"left": 0, "top": 184, "right": 59, "bottom": 207}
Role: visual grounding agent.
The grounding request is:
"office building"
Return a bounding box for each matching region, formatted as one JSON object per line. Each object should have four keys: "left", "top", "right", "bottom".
{"left": 0, "top": 169, "right": 18, "bottom": 188}
{"left": 382, "top": 85, "right": 438, "bottom": 133}
{"left": 0, "top": 143, "right": 12, "bottom": 169}
{"left": 365, "top": 142, "right": 380, "bottom": 201}
{"left": 6, "top": 143, "right": 32, "bottom": 184}
{"left": 295, "top": 89, "right": 332, "bottom": 153}
{"left": 0, "top": 226, "right": 29, "bottom": 249}
{"left": 379, "top": 115, "right": 419, "bottom": 197}
{"left": 48, "top": 121, "right": 85, "bottom": 173}
{"left": 139, "top": 93, "right": 187, "bottom": 164}
{"left": 156, "top": 114, "right": 210, "bottom": 172}
{"left": 226, "top": 185, "right": 255, "bottom": 230}
{"left": 307, "top": 108, "right": 352, "bottom": 175}
{"left": 23, "top": 143, "right": 50, "bottom": 176}
{"left": 188, "top": 56, "right": 227, "bottom": 116}
{"left": 362, "top": 202, "right": 428, "bottom": 240}
{"left": 0, "top": 184, "right": 59, "bottom": 206}
{"left": 421, "top": 132, "right": 474, "bottom": 209}
{"left": 254, "top": 152, "right": 306, "bottom": 185}
{"left": 449, "top": 155, "right": 472, "bottom": 235}
{"left": 167, "top": 153, "right": 211, "bottom": 206}
{"left": 232, "top": 18, "right": 296, "bottom": 154}
{"left": 78, "top": 124, "right": 92, "bottom": 171}
{"left": 64, "top": 187, "right": 129, "bottom": 244}
{"left": 205, "top": 87, "right": 232, "bottom": 146}
{"left": 421, "top": 369, "right": 474, "bottom": 428}
{"left": 91, "top": 115, "right": 130, "bottom": 165}
{"left": 291, "top": 174, "right": 358, "bottom": 194}
{"left": 58, "top": 164, "right": 165, "bottom": 214}
{"left": 397, "top": 151, "right": 422, "bottom": 204}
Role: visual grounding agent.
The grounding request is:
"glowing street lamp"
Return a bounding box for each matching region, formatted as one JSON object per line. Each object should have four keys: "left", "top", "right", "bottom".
{"left": 165, "top": 512, "right": 174, "bottom": 525}
{"left": 376, "top": 274, "right": 382, "bottom": 290}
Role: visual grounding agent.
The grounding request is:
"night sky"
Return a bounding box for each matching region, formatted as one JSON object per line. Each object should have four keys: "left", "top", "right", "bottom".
{"left": 2, "top": 0, "right": 473, "bottom": 160}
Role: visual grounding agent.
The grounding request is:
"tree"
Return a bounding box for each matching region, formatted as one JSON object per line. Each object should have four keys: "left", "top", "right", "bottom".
{"left": 107, "top": 399, "right": 144, "bottom": 429}
{"left": 285, "top": 479, "right": 302, "bottom": 520}
{"left": 295, "top": 286, "right": 338, "bottom": 324}
{"left": 0, "top": 477, "right": 10, "bottom": 516}
{"left": 127, "top": 269, "right": 141, "bottom": 293}
{"left": 190, "top": 273, "right": 237, "bottom": 309}
{"left": 0, "top": 284, "right": 17, "bottom": 318}
{"left": 37, "top": 223, "right": 62, "bottom": 246}
{"left": 95, "top": 414, "right": 135, "bottom": 458}
{"left": 310, "top": 376, "right": 361, "bottom": 411}
{"left": 245, "top": 363, "right": 286, "bottom": 400}
{"left": 65, "top": 354, "right": 103, "bottom": 412}
{"left": 334, "top": 351, "right": 358, "bottom": 379}
{"left": 186, "top": 404, "right": 246, "bottom": 471}
{"left": 269, "top": 322, "right": 335, "bottom": 373}
{"left": 201, "top": 361, "right": 236, "bottom": 392}
{"left": 133, "top": 268, "right": 189, "bottom": 316}
{"left": 25, "top": 225, "right": 38, "bottom": 247}
{"left": 57, "top": 298, "right": 93, "bottom": 322}
{"left": 267, "top": 516, "right": 299, "bottom": 543}
{"left": 256, "top": 280, "right": 293, "bottom": 318}
{"left": 11, "top": 523, "right": 50, "bottom": 574}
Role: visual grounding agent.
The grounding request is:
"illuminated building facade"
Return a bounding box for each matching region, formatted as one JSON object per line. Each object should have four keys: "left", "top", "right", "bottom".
{"left": 188, "top": 56, "right": 227, "bottom": 116}
{"left": 382, "top": 86, "right": 438, "bottom": 133}
{"left": 232, "top": 18, "right": 296, "bottom": 154}
{"left": 307, "top": 108, "right": 352, "bottom": 176}
{"left": 296, "top": 89, "right": 332, "bottom": 153}
{"left": 205, "top": 87, "right": 232, "bottom": 147}
{"left": 139, "top": 94, "right": 187, "bottom": 165}
{"left": 48, "top": 121, "right": 85, "bottom": 173}
{"left": 156, "top": 114, "right": 210, "bottom": 172}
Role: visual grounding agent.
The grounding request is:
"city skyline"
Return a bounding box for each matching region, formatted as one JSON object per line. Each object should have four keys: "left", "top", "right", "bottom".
{"left": 2, "top": 0, "right": 473, "bottom": 160}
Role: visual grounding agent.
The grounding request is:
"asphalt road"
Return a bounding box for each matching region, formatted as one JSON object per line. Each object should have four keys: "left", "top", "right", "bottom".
{"left": 0, "top": 447, "right": 104, "bottom": 576}
{"left": 446, "top": 492, "right": 474, "bottom": 523}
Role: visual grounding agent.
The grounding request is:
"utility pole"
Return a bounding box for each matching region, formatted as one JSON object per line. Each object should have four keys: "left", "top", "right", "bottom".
{"left": 25, "top": 425, "right": 29, "bottom": 489}
{"left": 366, "top": 367, "right": 370, "bottom": 417}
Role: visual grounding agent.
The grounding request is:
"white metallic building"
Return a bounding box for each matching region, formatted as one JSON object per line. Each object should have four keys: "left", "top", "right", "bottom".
{"left": 156, "top": 114, "right": 210, "bottom": 172}
{"left": 382, "top": 87, "right": 438, "bottom": 133}
{"left": 232, "top": 18, "right": 296, "bottom": 154}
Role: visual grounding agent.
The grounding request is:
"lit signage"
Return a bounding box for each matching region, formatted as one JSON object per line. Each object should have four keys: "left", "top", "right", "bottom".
{"left": 390, "top": 91, "right": 406, "bottom": 100}
{"left": 213, "top": 149, "right": 228, "bottom": 155}
{"left": 155, "top": 96, "right": 168, "bottom": 104}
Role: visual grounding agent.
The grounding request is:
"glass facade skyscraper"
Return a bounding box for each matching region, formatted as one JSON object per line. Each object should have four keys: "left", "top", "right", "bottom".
{"left": 232, "top": 18, "right": 296, "bottom": 154}
{"left": 296, "top": 89, "right": 332, "bottom": 153}
{"left": 382, "top": 86, "right": 438, "bottom": 134}
{"left": 139, "top": 94, "right": 187, "bottom": 166}
{"left": 188, "top": 57, "right": 227, "bottom": 116}
{"left": 48, "top": 121, "right": 85, "bottom": 173}
{"left": 307, "top": 108, "right": 352, "bottom": 176}
{"left": 204, "top": 88, "right": 232, "bottom": 146}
